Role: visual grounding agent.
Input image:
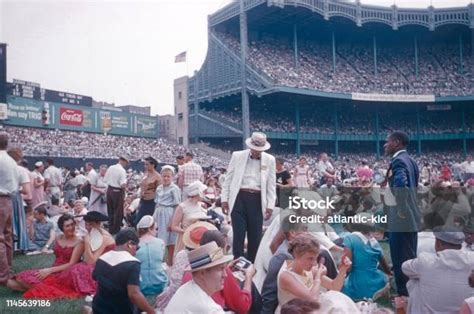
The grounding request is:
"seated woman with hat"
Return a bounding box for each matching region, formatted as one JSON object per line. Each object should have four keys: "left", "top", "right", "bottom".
{"left": 155, "top": 220, "right": 217, "bottom": 311}
{"left": 170, "top": 180, "right": 209, "bottom": 256}
{"left": 63, "top": 211, "right": 116, "bottom": 296}
{"left": 21, "top": 211, "right": 116, "bottom": 299}
{"left": 135, "top": 215, "right": 168, "bottom": 295}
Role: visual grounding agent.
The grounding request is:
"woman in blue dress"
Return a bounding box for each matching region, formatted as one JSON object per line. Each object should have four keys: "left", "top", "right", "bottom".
{"left": 342, "top": 213, "right": 392, "bottom": 301}
{"left": 153, "top": 165, "right": 181, "bottom": 266}
{"left": 136, "top": 215, "right": 168, "bottom": 295}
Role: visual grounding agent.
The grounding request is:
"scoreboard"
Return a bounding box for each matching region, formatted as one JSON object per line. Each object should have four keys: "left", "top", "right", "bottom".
{"left": 7, "top": 80, "right": 93, "bottom": 107}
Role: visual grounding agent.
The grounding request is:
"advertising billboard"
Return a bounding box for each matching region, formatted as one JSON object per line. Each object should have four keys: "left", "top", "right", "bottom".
{"left": 3, "top": 96, "right": 157, "bottom": 138}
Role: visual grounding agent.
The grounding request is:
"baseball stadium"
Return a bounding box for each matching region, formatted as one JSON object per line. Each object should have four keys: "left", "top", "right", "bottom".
{"left": 185, "top": 0, "right": 474, "bottom": 158}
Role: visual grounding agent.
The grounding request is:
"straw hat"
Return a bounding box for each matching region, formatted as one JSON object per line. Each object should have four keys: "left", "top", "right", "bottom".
{"left": 187, "top": 241, "right": 233, "bottom": 272}
{"left": 183, "top": 221, "right": 218, "bottom": 249}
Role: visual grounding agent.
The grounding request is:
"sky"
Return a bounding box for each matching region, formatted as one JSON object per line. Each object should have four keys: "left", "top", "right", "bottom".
{"left": 1, "top": 0, "right": 471, "bottom": 116}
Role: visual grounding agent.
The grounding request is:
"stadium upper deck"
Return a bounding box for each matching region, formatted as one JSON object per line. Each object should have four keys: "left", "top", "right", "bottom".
{"left": 188, "top": 0, "right": 474, "bottom": 103}
{"left": 185, "top": 0, "right": 474, "bottom": 157}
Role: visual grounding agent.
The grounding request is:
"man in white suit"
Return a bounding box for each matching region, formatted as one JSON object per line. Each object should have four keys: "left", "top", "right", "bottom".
{"left": 221, "top": 132, "right": 276, "bottom": 262}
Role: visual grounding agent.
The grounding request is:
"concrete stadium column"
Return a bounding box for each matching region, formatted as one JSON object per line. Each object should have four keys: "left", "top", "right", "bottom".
{"left": 194, "top": 102, "right": 199, "bottom": 143}
{"left": 375, "top": 106, "right": 380, "bottom": 159}
{"left": 460, "top": 34, "right": 464, "bottom": 75}
{"left": 334, "top": 104, "right": 339, "bottom": 159}
{"left": 373, "top": 36, "right": 378, "bottom": 77}
{"left": 295, "top": 104, "right": 301, "bottom": 157}
{"left": 239, "top": 0, "right": 250, "bottom": 149}
{"left": 471, "top": 29, "right": 474, "bottom": 58}
{"left": 462, "top": 104, "right": 467, "bottom": 157}
{"left": 416, "top": 106, "right": 421, "bottom": 156}
{"left": 294, "top": 23, "right": 299, "bottom": 69}
{"left": 414, "top": 37, "right": 419, "bottom": 79}
{"left": 332, "top": 31, "right": 336, "bottom": 73}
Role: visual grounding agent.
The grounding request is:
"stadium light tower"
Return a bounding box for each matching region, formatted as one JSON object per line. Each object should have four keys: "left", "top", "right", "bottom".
{"left": 239, "top": 0, "right": 250, "bottom": 148}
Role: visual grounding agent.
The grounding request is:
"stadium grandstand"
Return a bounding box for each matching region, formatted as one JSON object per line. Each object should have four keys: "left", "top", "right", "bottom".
{"left": 182, "top": 0, "right": 474, "bottom": 159}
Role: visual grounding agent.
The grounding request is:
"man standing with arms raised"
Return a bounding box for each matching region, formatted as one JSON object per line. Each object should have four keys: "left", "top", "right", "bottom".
{"left": 221, "top": 132, "right": 276, "bottom": 262}
{"left": 105, "top": 156, "right": 129, "bottom": 234}
{"left": 384, "top": 131, "right": 420, "bottom": 297}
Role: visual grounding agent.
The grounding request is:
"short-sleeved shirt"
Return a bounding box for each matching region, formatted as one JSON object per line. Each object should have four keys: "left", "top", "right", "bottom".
{"left": 44, "top": 165, "right": 62, "bottom": 187}
{"left": 33, "top": 220, "right": 54, "bottom": 247}
{"left": 92, "top": 250, "right": 141, "bottom": 314}
{"left": 0, "top": 151, "right": 19, "bottom": 194}
{"left": 104, "top": 163, "right": 127, "bottom": 188}
{"left": 155, "top": 183, "right": 181, "bottom": 207}
{"left": 179, "top": 162, "right": 204, "bottom": 186}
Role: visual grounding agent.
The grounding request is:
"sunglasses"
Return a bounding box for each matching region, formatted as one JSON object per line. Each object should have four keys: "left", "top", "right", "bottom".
{"left": 130, "top": 241, "right": 140, "bottom": 251}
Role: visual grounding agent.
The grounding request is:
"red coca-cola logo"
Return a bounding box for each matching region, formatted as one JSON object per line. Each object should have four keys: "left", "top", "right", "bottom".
{"left": 60, "top": 108, "right": 83, "bottom": 126}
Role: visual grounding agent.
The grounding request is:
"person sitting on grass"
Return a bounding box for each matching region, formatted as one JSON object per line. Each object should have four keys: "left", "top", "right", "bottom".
{"left": 92, "top": 228, "right": 155, "bottom": 314}
{"left": 7, "top": 214, "right": 84, "bottom": 295}
{"left": 135, "top": 215, "right": 168, "bottom": 295}
{"left": 342, "top": 213, "right": 392, "bottom": 301}
{"left": 27, "top": 204, "right": 56, "bottom": 254}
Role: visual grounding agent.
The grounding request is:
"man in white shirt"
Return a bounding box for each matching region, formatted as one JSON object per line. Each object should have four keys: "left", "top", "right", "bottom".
{"left": 104, "top": 156, "right": 128, "bottom": 234}
{"left": 318, "top": 153, "right": 336, "bottom": 185}
{"left": 81, "top": 162, "right": 96, "bottom": 200}
{"left": 462, "top": 155, "right": 474, "bottom": 182}
{"left": 0, "top": 132, "right": 20, "bottom": 285}
{"left": 165, "top": 241, "right": 232, "bottom": 314}
{"left": 402, "top": 227, "right": 474, "bottom": 314}
{"left": 43, "top": 158, "right": 63, "bottom": 206}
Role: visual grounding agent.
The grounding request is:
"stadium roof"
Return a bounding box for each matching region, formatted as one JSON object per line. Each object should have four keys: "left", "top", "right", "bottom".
{"left": 209, "top": 0, "right": 473, "bottom": 31}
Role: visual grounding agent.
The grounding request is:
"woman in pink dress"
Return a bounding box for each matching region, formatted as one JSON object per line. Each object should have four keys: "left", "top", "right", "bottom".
{"left": 61, "top": 211, "right": 116, "bottom": 296}
{"left": 7, "top": 214, "right": 84, "bottom": 299}
{"left": 294, "top": 156, "right": 311, "bottom": 188}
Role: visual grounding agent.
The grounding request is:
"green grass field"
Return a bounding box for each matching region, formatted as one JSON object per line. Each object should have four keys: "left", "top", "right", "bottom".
{"left": 0, "top": 253, "right": 157, "bottom": 314}
{"left": 0, "top": 243, "right": 395, "bottom": 313}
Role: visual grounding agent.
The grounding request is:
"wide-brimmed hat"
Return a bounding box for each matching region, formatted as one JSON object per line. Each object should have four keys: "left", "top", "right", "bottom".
{"left": 187, "top": 241, "right": 233, "bottom": 272}
{"left": 245, "top": 132, "right": 271, "bottom": 151}
{"left": 183, "top": 221, "right": 218, "bottom": 249}
{"left": 82, "top": 211, "right": 109, "bottom": 222}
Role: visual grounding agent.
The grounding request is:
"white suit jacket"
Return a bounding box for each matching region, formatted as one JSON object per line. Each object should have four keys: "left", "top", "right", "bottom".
{"left": 221, "top": 149, "right": 276, "bottom": 215}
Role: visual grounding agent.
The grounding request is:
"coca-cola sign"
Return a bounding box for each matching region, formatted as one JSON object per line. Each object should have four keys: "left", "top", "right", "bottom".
{"left": 60, "top": 108, "right": 83, "bottom": 126}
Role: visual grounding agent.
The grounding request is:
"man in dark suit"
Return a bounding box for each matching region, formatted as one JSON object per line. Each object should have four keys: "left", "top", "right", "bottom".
{"left": 384, "top": 131, "right": 420, "bottom": 297}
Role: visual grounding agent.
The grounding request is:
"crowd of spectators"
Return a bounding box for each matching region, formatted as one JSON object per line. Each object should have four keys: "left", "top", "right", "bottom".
{"left": 2, "top": 125, "right": 227, "bottom": 168}
{"left": 201, "top": 106, "right": 468, "bottom": 135}
{"left": 217, "top": 32, "right": 474, "bottom": 97}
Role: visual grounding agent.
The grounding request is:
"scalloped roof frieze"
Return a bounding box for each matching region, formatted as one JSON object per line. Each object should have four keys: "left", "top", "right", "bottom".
{"left": 208, "top": 0, "right": 473, "bottom": 30}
